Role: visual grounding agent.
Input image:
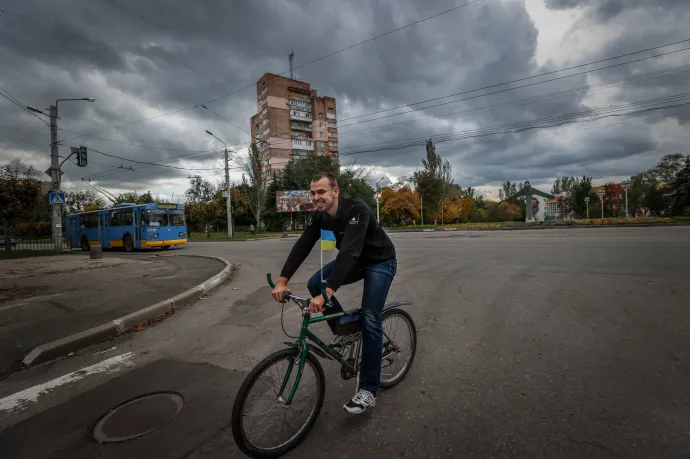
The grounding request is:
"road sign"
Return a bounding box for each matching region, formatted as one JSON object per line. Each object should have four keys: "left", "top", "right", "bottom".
{"left": 49, "top": 191, "right": 65, "bottom": 206}
{"left": 598, "top": 189, "right": 605, "bottom": 198}
{"left": 44, "top": 167, "right": 64, "bottom": 178}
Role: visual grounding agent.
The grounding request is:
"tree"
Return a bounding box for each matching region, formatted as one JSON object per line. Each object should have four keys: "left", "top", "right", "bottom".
{"left": 412, "top": 139, "right": 453, "bottom": 224}
{"left": 65, "top": 190, "right": 105, "bottom": 214}
{"left": 650, "top": 153, "right": 684, "bottom": 186}
{"left": 499, "top": 181, "right": 520, "bottom": 201}
{"left": 0, "top": 164, "right": 41, "bottom": 251}
{"left": 137, "top": 191, "right": 157, "bottom": 204}
{"left": 667, "top": 155, "right": 690, "bottom": 216}
{"left": 245, "top": 143, "right": 269, "bottom": 231}
{"left": 381, "top": 186, "right": 419, "bottom": 225}
{"left": 556, "top": 176, "right": 594, "bottom": 219}
{"left": 184, "top": 176, "right": 217, "bottom": 232}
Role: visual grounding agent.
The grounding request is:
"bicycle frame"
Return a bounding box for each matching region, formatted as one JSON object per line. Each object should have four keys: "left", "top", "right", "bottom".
{"left": 280, "top": 303, "right": 360, "bottom": 405}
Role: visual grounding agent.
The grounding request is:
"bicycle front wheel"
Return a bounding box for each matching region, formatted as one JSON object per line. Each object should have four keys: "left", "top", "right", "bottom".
{"left": 380, "top": 308, "right": 417, "bottom": 389}
{"left": 231, "top": 348, "right": 325, "bottom": 458}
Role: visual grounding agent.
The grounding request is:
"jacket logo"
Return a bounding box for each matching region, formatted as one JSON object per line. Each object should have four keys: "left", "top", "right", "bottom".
{"left": 349, "top": 215, "right": 359, "bottom": 225}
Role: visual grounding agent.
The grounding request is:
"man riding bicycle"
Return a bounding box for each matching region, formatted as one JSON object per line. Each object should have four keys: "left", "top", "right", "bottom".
{"left": 272, "top": 172, "right": 397, "bottom": 414}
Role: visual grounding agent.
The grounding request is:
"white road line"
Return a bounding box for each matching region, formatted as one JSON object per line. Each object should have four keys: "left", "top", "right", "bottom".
{"left": 0, "top": 293, "right": 64, "bottom": 311}
{"left": 0, "top": 352, "right": 135, "bottom": 414}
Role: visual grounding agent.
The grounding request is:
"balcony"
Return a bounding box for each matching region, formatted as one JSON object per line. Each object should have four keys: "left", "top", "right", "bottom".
{"left": 289, "top": 99, "right": 312, "bottom": 111}
{"left": 292, "top": 139, "right": 313, "bottom": 151}
{"left": 290, "top": 110, "right": 311, "bottom": 122}
{"left": 291, "top": 123, "right": 312, "bottom": 132}
{"left": 326, "top": 112, "right": 336, "bottom": 120}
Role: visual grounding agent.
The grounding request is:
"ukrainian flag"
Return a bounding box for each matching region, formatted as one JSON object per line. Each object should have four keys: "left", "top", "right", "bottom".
{"left": 321, "top": 229, "right": 336, "bottom": 251}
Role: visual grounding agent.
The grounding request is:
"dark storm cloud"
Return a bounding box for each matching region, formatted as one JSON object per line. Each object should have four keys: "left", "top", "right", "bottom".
{"left": 0, "top": 0, "right": 688, "bottom": 197}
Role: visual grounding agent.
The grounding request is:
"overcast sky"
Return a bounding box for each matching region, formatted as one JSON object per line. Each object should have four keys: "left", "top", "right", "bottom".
{"left": 1, "top": 0, "right": 689, "bottom": 201}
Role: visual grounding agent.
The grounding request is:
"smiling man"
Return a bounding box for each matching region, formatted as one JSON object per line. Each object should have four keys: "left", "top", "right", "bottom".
{"left": 271, "top": 171, "right": 397, "bottom": 414}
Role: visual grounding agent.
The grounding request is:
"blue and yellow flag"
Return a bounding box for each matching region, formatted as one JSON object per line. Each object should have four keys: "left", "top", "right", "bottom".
{"left": 321, "top": 229, "right": 336, "bottom": 251}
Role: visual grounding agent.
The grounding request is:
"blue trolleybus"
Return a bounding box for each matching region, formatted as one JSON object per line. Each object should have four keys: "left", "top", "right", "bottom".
{"left": 65, "top": 202, "right": 188, "bottom": 251}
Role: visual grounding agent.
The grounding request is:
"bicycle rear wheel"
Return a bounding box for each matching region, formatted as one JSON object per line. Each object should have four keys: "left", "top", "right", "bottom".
{"left": 379, "top": 308, "right": 417, "bottom": 389}
{"left": 231, "top": 348, "right": 325, "bottom": 458}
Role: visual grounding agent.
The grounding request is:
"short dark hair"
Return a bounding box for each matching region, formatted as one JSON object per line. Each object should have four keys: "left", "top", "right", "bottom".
{"left": 312, "top": 172, "right": 338, "bottom": 189}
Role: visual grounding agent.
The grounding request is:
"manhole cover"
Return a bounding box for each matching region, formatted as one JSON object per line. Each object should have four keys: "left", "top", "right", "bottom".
{"left": 92, "top": 392, "right": 184, "bottom": 443}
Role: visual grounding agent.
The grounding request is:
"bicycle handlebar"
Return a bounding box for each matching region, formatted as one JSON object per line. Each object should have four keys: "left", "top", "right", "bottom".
{"left": 267, "top": 273, "right": 330, "bottom": 306}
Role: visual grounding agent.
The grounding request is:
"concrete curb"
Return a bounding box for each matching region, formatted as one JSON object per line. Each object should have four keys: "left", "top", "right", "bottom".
{"left": 21, "top": 255, "right": 233, "bottom": 368}
{"left": 386, "top": 222, "right": 690, "bottom": 233}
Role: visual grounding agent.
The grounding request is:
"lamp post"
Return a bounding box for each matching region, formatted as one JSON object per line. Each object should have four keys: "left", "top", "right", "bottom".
{"left": 205, "top": 129, "right": 233, "bottom": 238}
{"left": 375, "top": 176, "right": 385, "bottom": 223}
{"left": 584, "top": 197, "right": 590, "bottom": 219}
{"left": 28, "top": 97, "right": 96, "bottom": 251}
{"left": 621, "top": 180, "right": 631, "bottom": 218}
{"left": 598, "top": 189, "right": 605, "bottom": 218}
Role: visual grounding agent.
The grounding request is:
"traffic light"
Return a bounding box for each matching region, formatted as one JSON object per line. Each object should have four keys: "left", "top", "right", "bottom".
{"left": 77, "top": 146, "right": 88, "bottom": 167}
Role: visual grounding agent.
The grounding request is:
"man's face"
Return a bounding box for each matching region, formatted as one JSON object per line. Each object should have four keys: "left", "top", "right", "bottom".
{"left": 310, "top": 178, "right": 339, "bottom": 212}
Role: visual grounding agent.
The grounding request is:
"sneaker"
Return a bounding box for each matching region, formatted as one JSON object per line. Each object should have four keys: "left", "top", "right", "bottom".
{"left": 344, "top": 389, "right": 376, "bottom": 414}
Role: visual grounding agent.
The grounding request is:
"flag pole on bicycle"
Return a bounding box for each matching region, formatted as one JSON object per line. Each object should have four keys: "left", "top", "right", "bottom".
{"left": 320, "top": 229, "right": 336, "bottom": 289}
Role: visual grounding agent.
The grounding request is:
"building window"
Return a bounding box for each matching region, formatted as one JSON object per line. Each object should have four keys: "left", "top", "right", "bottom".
{"left": 328, "top": 122, "right": 337, "bottom": 128}
{"left": 328, "top": 131, "right": 337, "bottom": 137}
{"left": 319, "top": 122, "right": 323, "bottom": 128}
{"left": 262, "top": 108, "right": 267, "bottom": 115}
{"left": 319, "top": 132, "right": 324, "bottom": 138}
{"left": 263, "top": 119, "right": 269, "bottom": 125}
{"left": 329, "top": 141, "right": 337, "bottom": 147}
{"left": 319, "top": 141, "right": 325, "bottom": 147}
{"left": 327, "top": 112, "right": 336, "bottom": 119}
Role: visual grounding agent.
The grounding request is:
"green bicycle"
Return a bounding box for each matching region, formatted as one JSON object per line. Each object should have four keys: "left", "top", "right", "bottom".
{"left": 231, "top": 274, "right": 417, "bottom": 458}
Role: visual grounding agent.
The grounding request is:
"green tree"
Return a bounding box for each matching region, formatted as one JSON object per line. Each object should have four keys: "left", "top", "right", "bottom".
{"left": 0, "top": 164, "right": 41, "bottom": 251}
{"left": 245, "top": 143, "right": 269, "bottom": 231}
{"left": 184, "top": 175, "right": 217, "bottom": 232}
{"left": 65, "top": 190, "right": 106, "bottom": 214}
{"left": 650, "top": 153, "right": 684, "bottom": 185}
{"left": 412, "top": 139, "right": 453, "bottom": 224}
{"left": 667, "top": 155, "right": 690, "bottom": 216}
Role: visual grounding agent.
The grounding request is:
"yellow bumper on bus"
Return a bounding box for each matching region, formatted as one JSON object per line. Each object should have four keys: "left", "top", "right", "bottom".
{"left": 141, "top": 238, "right": 188, "bottom": 248}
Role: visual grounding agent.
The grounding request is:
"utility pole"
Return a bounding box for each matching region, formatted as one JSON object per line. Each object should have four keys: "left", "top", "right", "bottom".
{"left": 224, "top": 148, "right": 233, "bottom": 239}
{"left": 622, "top": 180, "right": 630, "bottom": 218}
{"left": 49, "top": 104, "right": 61, "bottom": 250}
{"left": 375, "top": 176, "right": 384, "bottom": 223}
{"left": 585, "top": 197, "right": 590, "bottom": 219}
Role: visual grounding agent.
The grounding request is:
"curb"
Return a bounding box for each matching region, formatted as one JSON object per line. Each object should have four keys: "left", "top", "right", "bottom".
{"left": 385, "top": 222, "right": 690, "bottom": 233}
{"left": 21, "top": 255, "right": 233, "bottom": 368}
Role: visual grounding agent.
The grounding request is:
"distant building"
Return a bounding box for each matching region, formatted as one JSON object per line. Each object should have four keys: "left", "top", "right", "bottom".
{"left": 250, "top": 73, "right": 339, "bottom": 176}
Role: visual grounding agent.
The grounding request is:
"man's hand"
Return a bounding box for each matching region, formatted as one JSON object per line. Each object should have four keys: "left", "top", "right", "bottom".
{"left": 272, "top": 278, "right": 290, "bottom": 303}
{"left": 309, "top": 288, "right": 334, "bottom": 313}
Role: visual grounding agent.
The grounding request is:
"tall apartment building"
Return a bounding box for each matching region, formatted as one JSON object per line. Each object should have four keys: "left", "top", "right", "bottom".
{"left": 250, "top": 73, "right": 339, "bottom": 176}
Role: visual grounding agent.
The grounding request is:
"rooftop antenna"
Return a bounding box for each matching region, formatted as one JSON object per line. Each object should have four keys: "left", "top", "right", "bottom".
{"left": 289, "top": 49, "right": 295, "bottom": 79}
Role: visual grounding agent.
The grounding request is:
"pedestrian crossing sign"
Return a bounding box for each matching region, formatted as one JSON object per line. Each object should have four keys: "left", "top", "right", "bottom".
{"left": 49, "top": 192, "right": 65, "bottom": 205}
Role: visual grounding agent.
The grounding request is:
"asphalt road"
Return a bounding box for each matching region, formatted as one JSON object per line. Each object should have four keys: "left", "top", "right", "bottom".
{"left": 0, "top": 227, "right": 689, "bottom": 459}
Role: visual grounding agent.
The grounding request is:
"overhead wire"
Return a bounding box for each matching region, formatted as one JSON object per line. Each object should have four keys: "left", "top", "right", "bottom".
{"left": 55, "top": 1, "right": 483, "bottom": 143}
{"left": 337, "top": 44, "right": 690, "bottom": 128}
{"left": 339, "top": 93, "right": 690, "bottom": 156}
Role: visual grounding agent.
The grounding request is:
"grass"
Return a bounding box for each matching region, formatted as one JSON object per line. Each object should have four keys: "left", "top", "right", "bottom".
{"left": 0, "top": 249, "right": 63, "bottom": 260}
{"left": 385, "top": 217, "right": 677, "bottom": 231}
{"left": 188, "top": 231, "right": 301, "bottom": 241}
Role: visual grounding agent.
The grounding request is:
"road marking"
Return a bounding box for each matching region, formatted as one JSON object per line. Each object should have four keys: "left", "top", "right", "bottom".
{"left": 0, "top": 352, "right": 135, "bottom": 414}
{"left": 0, "top": 293, "right": 64, "bottom": 311}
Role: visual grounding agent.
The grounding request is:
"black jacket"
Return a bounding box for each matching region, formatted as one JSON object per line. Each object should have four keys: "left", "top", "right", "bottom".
{"left": 280, "top": 196, "right": 396, "bottom": 291}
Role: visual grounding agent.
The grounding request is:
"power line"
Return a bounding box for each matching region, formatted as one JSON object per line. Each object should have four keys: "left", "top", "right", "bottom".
{"left": 338, "top": 40, "right": 690, "bottom": 126}
{"left": 57, "top": 127, "right": 218, "bottom": 153}
{"left": 200, "top": 105, "right": 252, "bottom": 138}
{"left": 1, "top": 116, "right": 35, "bottom": 141}
{"left": 82, "top": 147, "right": 225, "bottom": 171}
{"left": 339, "top": 93, "right": 690, "bottom": 156}
{"left": 337, "top": 64, "right": 690, "bottom": 138}
{"left": 57, "top": 1, "right": 482, "bottom": 143}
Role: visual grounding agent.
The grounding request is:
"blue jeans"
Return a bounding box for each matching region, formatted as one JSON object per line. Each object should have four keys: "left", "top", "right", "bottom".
{"left": 307, "top": 258, "right": 397, "bottom": 395}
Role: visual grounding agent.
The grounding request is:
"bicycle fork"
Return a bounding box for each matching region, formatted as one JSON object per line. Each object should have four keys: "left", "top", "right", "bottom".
{"left": 276, "top": 339, "right": 310, "bottom": 406}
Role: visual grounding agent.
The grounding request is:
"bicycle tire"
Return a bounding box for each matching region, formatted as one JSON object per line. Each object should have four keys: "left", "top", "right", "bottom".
{"left": 379, "top": 308, "right": 417, "bottom": 389}
{"left": 231, "top": 347, "right": 326, "bottom": 458}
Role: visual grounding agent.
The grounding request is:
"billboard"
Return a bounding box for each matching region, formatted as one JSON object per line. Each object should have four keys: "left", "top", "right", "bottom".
{"left": 276, "top": 190, "right": 315, "bottom": 213}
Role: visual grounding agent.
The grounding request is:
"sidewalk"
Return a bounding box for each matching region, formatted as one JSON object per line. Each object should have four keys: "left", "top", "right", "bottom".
{"left": 0, "top": 253, "right": 226, "bottom": 378}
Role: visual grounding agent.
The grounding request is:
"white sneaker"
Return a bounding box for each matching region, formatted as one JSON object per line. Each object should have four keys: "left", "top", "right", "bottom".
{"left": 343, "top": 389, "right": 376, "bottom": 414}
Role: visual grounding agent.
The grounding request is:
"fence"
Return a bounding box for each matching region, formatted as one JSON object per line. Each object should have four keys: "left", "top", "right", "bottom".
{"left": 0, "top": 236, "right": 70, "bottom": 252}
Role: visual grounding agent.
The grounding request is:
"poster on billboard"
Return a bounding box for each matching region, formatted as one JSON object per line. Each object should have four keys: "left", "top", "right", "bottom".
{"left": 276, "top": 190, "right": 316, "bottom": 213}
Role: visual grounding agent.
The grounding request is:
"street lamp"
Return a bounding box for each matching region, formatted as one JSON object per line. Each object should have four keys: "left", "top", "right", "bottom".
{"left": 584, "top": 197, "right": 590, "bottom": 219}
{"left": 621, "top": 180, "right": 631, "bottom": 218}
{"left": 205, "top": 129, "right": 233, "bottom": 238}
{"left": 598, "top": 189, "right": 605, "bottom": 218}
{"left": 29, "top": 97, "right": 96, "bottom": 251}
{"left": 375, "top": 176, "right": 385, "bottom": 223}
